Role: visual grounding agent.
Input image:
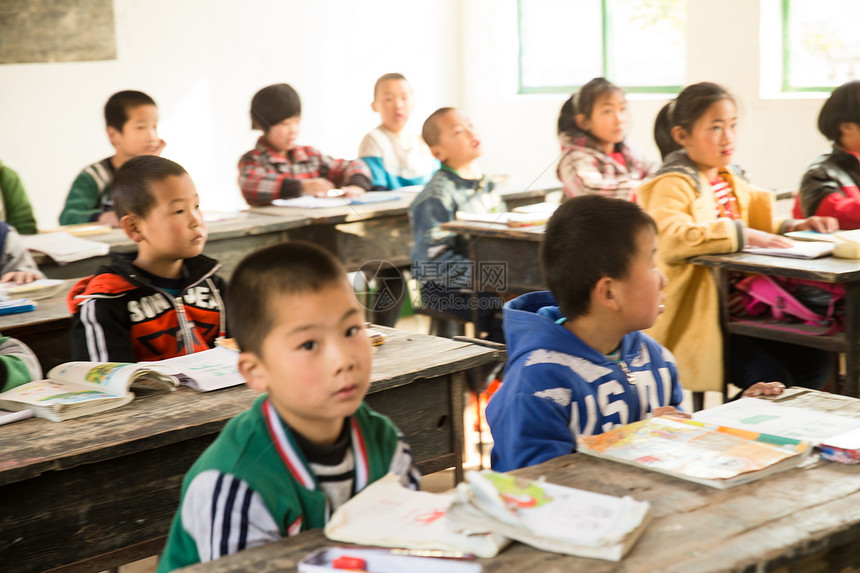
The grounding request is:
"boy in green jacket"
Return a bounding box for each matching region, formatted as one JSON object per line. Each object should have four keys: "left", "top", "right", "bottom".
{"left": 157, "top": 242, "right": 420, "bottom": 571}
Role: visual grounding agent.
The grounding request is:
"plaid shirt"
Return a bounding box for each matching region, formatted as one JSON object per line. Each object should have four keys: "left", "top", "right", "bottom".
{"left": 556, "top": 133, "right": 657, "bottom": 200}
{"left": 238, "top": 138, "right": 371, "bottom": 206}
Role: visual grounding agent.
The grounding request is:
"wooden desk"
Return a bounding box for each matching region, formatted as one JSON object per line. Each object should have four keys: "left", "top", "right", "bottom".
{"left": 0, "top": 279, "right": 78, "bottom": 373}
{"left": 693, "top": 253, "right": 860, "bottom": 397}
{"left": 180, "top": 389, "right": 860, "bottom": 573}
{"left": 251, "top": 184, "right": 558, "bottom": 273}
{"left": 0, "top": 327, "right": 502, "bottom": 573}
{"left": 439, "top": 221, "right": 545, "bottom": 294}
{"left": 34, "top": 211, "right": 310, "bottom": 280}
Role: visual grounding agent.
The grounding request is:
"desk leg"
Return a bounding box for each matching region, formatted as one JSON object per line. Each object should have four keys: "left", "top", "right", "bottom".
{"left": 844, "top": 282, "right": 860, "bottom": 397}
{"left": 451, "top": 372, "right": 466, "bottom": 484}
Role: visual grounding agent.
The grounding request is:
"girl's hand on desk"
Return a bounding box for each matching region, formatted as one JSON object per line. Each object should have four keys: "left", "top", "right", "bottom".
{"left": 654, "top": 406, "right": 691, "bottom": 419}
{"left": 747, "top": 229, "right": 793, "bottom": 248}
{"left": 742, "top": 381, "right": 786, "bottom": 397}
{"left": 791, "top": 216, "right": 839, "bottom": 233}
{"left": 1, "top": 271, "right": 40, "bottom": 284}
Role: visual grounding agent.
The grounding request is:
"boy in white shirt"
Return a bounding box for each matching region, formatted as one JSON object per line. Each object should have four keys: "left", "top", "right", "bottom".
{"left": 358, "top": 73, "right": 438, "bottom": 190}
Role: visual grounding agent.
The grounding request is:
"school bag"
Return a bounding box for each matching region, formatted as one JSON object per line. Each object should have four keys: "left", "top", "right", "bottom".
{"left": 730, "top": 274, "right": 844, "bottom": 336}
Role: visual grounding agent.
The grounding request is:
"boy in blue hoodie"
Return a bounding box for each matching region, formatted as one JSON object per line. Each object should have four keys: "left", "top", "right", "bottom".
{"left": 486, "top": 195, "right": 782, "bottom": 472}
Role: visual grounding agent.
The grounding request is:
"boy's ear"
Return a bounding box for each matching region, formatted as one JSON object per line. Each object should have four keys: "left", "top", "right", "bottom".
{"left": 371, "top": 100, "right": 379, "bottom": 113}
{"left": 238, "top": 351, "right": 268, "bottom": 393}
{"left": 839, "top": 122, "right": 860, "bottom": 138}
{"left": 430, "top": 145, "right": 447, "bottom": 162}
{"left": 671, "top": 125, "right": 688, "bottom": 147}
{"left": 574, "top": 113, "right": 591, "bottom": 131}
{"left": 106, "top": 126, "right": 122, "bottom": 147}
{"left": 593, "top": 276, "right": 621, "bottom": 312}
{"left": 120, "top": 214, "right": 145, "bottom": 243}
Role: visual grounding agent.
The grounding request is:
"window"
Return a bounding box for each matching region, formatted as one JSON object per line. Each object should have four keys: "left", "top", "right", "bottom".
{"left": 517, "top": 0, "right": 687, "bottom": 94}
{"left": 782, "top": 0, "right": 860, "bottom": 91}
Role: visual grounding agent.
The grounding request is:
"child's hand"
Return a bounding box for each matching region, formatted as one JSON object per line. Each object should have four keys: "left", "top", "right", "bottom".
{"left": 653, "top": 406, "right": 691, "bottom": 419}
{"left": 747, "top": 229, "right": 793, "bottom": 248}
{"left": 1, "top": 271, "right": 40, "bottom": 284}
{"left": 791, "top": 216, "right": 839, "bottom": 233}
{"left": 742, "top": 381, "right": 786, "bottom": 397}
{"left": 341, "top": 185, "right": 366, "bottom": 198}
{"left": 153, "top": 139, "right": 167, "bottom": 156}
{"left": 98, "top": 211, "right": 120, "bottom": 228}
{"left": 301, "top": 178, "right": 335, "bottom": 197}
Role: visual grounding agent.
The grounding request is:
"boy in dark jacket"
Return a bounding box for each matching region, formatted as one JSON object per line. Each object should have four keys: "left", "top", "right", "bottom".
{"left": 68, "top": 155, "right": 226, "bottom": 362}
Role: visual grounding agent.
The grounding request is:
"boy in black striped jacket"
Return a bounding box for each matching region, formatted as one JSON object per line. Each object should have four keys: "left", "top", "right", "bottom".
{"left": 67, "top": 155, "right": 226, "bottom": 362}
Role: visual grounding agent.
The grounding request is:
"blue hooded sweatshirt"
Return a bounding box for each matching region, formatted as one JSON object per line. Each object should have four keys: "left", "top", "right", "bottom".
{"left": 486, "top": 291, "right": 684, "bottom": 472}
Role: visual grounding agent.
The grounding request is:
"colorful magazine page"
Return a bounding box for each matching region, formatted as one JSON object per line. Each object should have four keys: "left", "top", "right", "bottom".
{"left": 577, "top": 416, "right": 812, "bottom": 489}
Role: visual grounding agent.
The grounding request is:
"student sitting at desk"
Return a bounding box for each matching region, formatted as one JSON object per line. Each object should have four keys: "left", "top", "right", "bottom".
{"left": 0, "top": 159, "right": 38, "bottom": 234}
{"left": 794, "top": 80, "right": 860, "bottom": 229}
{"left": 60, "top": 90, "right": 166, "bottom": 227}
{"left": 67, "top": 156, "right": 227, "bottom": 362}
{"left": 0, "top": 221, "right": 44, "bottom": 284}
{"left": 556, "top": 77, "right": 657, "bottom": 200}
{"left": 486, "top": 196, "right": 785, "bottom": 472}
{"left": 408, "top": 107, "right": 506, "bottom": 342}
{"left": 157, "top": 242, "right": 420, "bottom": 571}
{"left": 238, "top": 83, "right": 372, "bottom": 206}
{"left": 358, "top": 73, "right": 438, "bottom": 190}
{"left": 640, "top": 82, "right": 836, "bottom": 396}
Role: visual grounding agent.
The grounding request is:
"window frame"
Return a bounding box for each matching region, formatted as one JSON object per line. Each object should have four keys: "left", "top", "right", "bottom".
{"left": 781, "top": 0, "right": 843, "bottom": 93}
{"left": 516, "top": 0, "right": 684, "bottom": 95}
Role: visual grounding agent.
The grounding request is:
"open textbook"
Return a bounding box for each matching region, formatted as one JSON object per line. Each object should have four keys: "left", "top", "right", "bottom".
{"left": 692, "top": 391, "right": 860, "bottom": 464}
{"left": 0, "top": 362, "right": 178, "bottom": 421}
{"left": 577, "top": 416, "right": 813, "bottom": 489}
{"left": 141, "top": 346, "right": 244, "bottom": 392}
{"left": 446, "top": 470, "right": 650, "bottom": 562}
{"left": 22, "top": 232, "right": 110, "bottom": 264}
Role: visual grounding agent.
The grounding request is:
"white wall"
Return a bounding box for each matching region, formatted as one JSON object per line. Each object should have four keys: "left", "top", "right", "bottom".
{"left": 0, "top": 0, "right": 460, "bottom": 227}
{"left": 461, "top": 0, "right": 831, "bottom": 194}
{"left": 0, "top": 0, "right": 833, "bottom": 229}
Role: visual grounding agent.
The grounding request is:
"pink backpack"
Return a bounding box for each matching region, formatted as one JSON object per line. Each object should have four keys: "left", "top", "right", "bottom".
{"left": 731, "top": 275, "right": 844, "bottom": 336}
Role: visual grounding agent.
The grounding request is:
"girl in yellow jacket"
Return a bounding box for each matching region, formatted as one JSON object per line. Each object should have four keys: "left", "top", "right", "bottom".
{"left": 638, "top": 82, "right": 837, "bottom": 395}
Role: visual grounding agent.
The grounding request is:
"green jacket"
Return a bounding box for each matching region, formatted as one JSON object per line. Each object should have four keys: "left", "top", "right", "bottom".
{"left": 59, "top": 158, "right": 114, "bottom": 225}
{"left": 0, "top": 336, "right": 42, "bottom": 393}
{"left": 0, "top": 161, "right": 38, "bottom": 234}
{"left": 157, "top": 397, "right": 419, "bottom": 572}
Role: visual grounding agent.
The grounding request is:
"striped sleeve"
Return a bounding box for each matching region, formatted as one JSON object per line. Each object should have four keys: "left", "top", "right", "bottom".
{"left": 70, "top": 297, "right": 136, "bottom": 362}
{"left": 180, "top": 470, "right": 281, "bottom": 563}
{"left": 388, "top": 435, "right": 421, "bottom": 490}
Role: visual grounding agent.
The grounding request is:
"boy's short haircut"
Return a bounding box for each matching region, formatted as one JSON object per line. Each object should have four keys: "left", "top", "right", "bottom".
{"left": 818, "top": 80, "right": 860, "bottom": 142}
{"left": 541, "top": 195, "right": 657, "bottom": 320}
{"left": 422, "top": 107, "right": 455, "bottom": 147}
{"left": 111, "top": 155, "right": 188, "bottom": 219}
{"left": 250, "top": 83, "right": 302, "bottom": 131}
{"left": 373, "top": 72, "right": 408, "bottom": 99}
{"left": 104, "top": 90, "right": 156, "bottom": 132}
{"left": 228, "top": 242, "right": 347, "bottom": 356}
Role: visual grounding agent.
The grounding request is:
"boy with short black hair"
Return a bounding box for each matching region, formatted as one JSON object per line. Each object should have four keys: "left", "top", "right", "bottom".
{"left": 238, "top": 83, "right": 372, "bottom": 205}
{"left": 157, "top": 242, "right": 420, "bottom": 571}
{"left": 409, "top": 107, "right": 506, "bottom": 341}
{"left": 487, "top": 196, "right": 682, "bottom": 472}
{"left": 60, "top": 90, "right": 166, "bottom": 227}
{"left": 67, "top": 155, "right": 226, "bottom": 363}
{"left": 486, "top": 195, "right": 783, "bottom": 472}
{"left": 358, "top": 73, "right": 437, "bottom": 190}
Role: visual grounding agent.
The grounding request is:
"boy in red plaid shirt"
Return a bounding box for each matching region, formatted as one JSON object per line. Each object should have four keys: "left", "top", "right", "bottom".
{"left": 238, "top": 83, "right": 371, "bottom": 206}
